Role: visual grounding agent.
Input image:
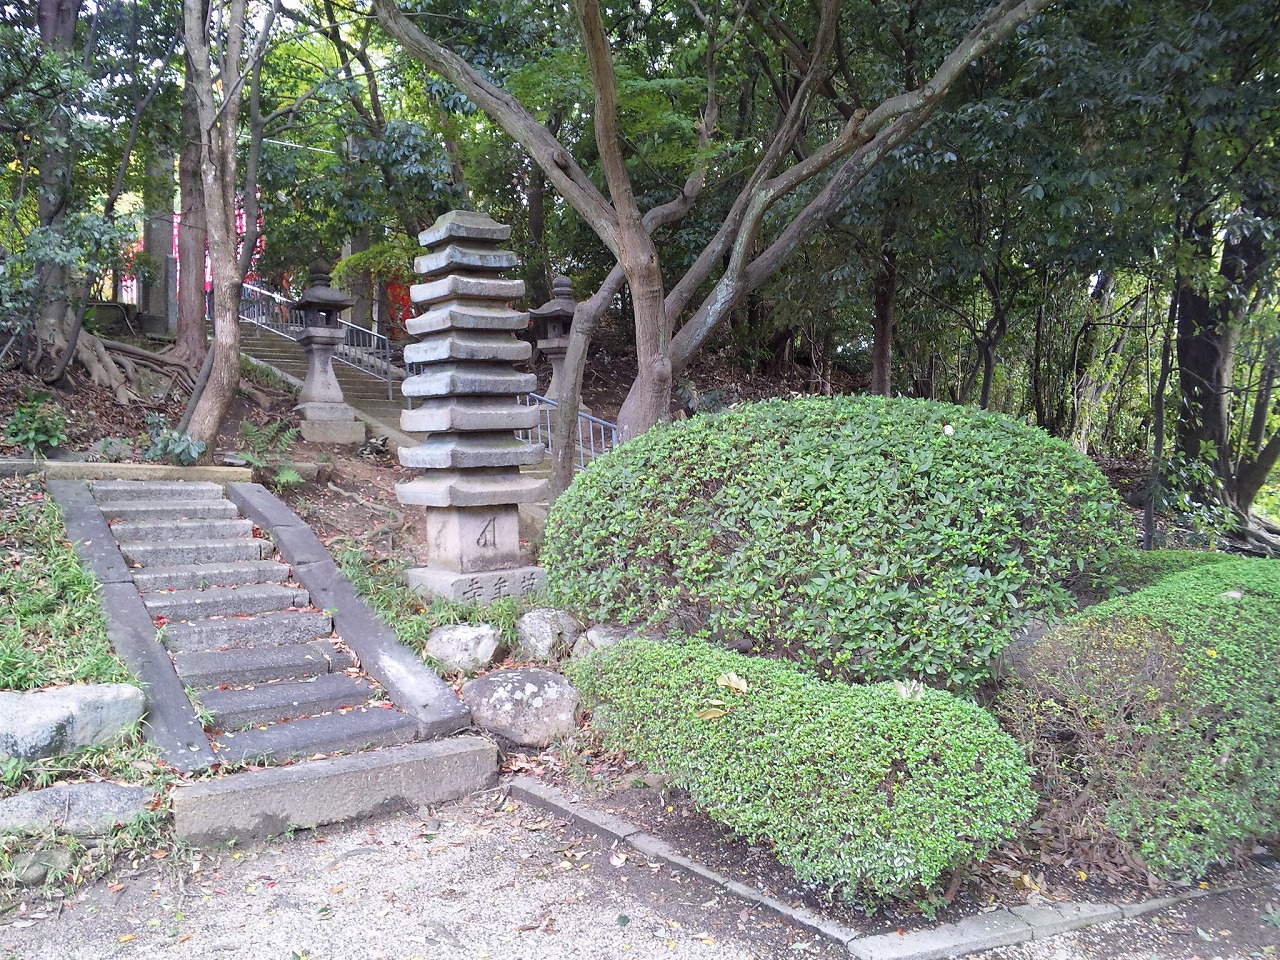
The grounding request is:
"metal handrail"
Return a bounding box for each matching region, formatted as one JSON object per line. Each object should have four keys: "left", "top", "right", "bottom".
{"left": 517, "top": 392, "right": 620, "bottom": 471}
{"left": 238, "top": 282, "right": 401, "bottom": 400}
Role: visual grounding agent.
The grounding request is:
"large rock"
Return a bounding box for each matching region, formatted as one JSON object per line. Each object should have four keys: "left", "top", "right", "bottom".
{"left": 570, "top": 624, "right": 638, "bottom": 660}
{"left": 514, "top": 609, "right": 582, "bottom": 662}
{"left": 0, "top": 783, "right": 152, "bottom": 836}
{"left": 461, "top": 669, "right": 579, "bottom": 748}
{"left": 424, "top": 624, "right": 502, "bottom": 674}
{"left": 0, "top": 684, "right": 145, "bottom": 762}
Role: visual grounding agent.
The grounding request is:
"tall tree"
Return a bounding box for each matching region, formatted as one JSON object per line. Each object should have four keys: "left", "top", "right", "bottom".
{"left": 375, "top": 0, "right": 1055, "bottom": 443}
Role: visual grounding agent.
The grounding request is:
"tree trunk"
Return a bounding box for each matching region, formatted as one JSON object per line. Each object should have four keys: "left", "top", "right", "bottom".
{"left": 140, "top": 144, "right": 175, "bottom": 321}
{"left": 175, "top": 68, "right": 209, "bottom": 366}
{"left": 348, "top": 226, "right": 372, "bottom": 329}
{"left": 869, "top": 220, "right": 897, "bottom": 396}
{"left": 182, "top": 0, "right": 252, "bottom": 450}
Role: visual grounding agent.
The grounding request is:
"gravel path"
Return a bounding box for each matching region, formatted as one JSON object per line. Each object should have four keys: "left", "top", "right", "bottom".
{"left": 0, "top": 792, "right": 842, "bottom": 960}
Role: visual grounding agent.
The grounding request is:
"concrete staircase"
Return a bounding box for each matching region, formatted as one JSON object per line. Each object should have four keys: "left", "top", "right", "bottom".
{"left": 93, "top": 480, "right": 418, "bottom": 764}
{"left": 238, "top": 322, "right": 409, "bottom": 427}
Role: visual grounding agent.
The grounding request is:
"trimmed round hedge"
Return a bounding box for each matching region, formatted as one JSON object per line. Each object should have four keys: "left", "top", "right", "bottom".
{"left": 996, "top": 556, "right": 1280, "bottom": 879}
{"left": 545, "top": 396, "right": 1126, "bottom": 689}
{"left": 567, "top": 638, "right": 1035, "bottom": 902}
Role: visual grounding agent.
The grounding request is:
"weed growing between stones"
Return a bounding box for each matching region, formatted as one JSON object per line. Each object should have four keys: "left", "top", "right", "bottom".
{"left": 334, "top": 546, "right": 528, "bottom": 656}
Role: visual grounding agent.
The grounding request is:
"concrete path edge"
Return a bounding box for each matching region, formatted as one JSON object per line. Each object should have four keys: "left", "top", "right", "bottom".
{"left": 47, "top": 479, "right": 218, "bottom": 773}
{"left": 225, "top": 482, "right": 471, "bottom": 739}
{"left": 506, "top": 777, "right": 1224, "bottom": 959}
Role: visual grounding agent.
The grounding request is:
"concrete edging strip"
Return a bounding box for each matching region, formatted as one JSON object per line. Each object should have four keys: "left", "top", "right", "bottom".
{"left": 41, "top": 462, "right": 253, "bottom": 482}
{"left": 47, "top": 480, "right": 217, "bottom": 773}
{"left": 225, "top": 482, "right": 471, "bottom": 739}
{"left": 506, "top": 776, "right": 1201, "bottom": 958}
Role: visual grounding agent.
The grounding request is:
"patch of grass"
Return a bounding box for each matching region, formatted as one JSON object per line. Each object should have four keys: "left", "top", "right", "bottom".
{"left": 0, "top": 732, "right": 182, "bottom": 898}
{"left": 334, "top": 547, "right": 529, "bottom": 665}
{"left": 0, "top": 478, "right": 131, "bottom": 690}
{"left": 239, "top": 354, "right": 298, "bottom": 396}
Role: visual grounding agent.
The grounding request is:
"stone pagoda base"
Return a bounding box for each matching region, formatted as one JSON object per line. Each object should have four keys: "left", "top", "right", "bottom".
{"left": 406, "top": 565, "right": 546, "bottom": 604}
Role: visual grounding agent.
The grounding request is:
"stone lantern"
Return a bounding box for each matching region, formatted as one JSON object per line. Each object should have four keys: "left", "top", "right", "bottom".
{"left": 293, "top": 260, "right": 365, "bottom": 444}
{"left": 529, "top": 275, "right": 584, "bottom": 408}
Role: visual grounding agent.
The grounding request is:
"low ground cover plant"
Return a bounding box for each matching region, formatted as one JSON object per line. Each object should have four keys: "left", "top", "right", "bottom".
{"left": 568, "top": 638, "right": 1035, "bottom": 903}
{"left": 996, "top": 556, "right": 1280, "bottom": 879}
{"left": 546, "top": 395, "right": 1126, "bottom": 690}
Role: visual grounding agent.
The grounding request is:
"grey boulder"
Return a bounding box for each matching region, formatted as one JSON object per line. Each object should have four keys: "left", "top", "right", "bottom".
{"left": 0, "top": 782, "right": 152, "bottom": 836}
{"left": 570, "top": 623, "right": 639, "bottom": 660}
{"left": 461, "top": 668, "right": 579, "bottom": 748}
{"left": 0, "top": 684, "right": 145, "bottom": 762}
{"left": 514, "top": 609, "right": 582, "bottom": 662}
{"left": 424, "top": 623, "right": 502, "bottom": 674}
{"left": 10, "top": 848, "right": 74, "bottom": 887}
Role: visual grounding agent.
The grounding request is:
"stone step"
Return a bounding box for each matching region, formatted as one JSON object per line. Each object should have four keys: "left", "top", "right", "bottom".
{"left": 210, "top": 707, "right": 418, "bottom": 764}
{"left": 92, "top": 480, "right": 225, "bottom": 502}
{"left": 131, "top": 560, "right": 292, "bottom": 592}
{"left": 143, "top": 583, "right": 311, "bottom": 621}
{"left": 99, "top": 499, "right": 240, "bottom": 521}
{"left": 174, "top": 641, "right": 356, "bottom": 688}
{"left": 120, "top": 537, "right": 270, "bottom": 568}
{"left": 197, "top": 673, "right": 378, "bottom": 730}
{"left": 162, "top": 610, "right": 333, "bottom": 653}
{"left": 111, "top": 517, "right": 254, "bottom": 543}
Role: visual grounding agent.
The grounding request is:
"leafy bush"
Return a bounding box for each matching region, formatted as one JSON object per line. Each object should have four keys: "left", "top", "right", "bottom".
{"left": 142, "top": 413, "right": 205, "bottom": 465}
{"left": 545, "top": 396, "right": 1126, "bottom": 690}
{"left": 995, "top": 557, "right": 1280, "bottom": 879}
{"left": 568, "top": 638, "right": 1034, "bottom": 902}
{"left": 4, "top": 390, "right": 68, "bottom": 454}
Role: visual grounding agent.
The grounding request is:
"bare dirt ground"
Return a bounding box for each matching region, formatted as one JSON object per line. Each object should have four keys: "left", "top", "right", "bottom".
{"left": 0, "top": 792, "right": 843, "bottom": 960}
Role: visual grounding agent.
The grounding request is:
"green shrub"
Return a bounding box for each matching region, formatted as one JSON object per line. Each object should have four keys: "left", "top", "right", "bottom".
{"left": 995, "top": 557, "right": 1280, "bottom": 879}
{"left": 567, "top": 639, "right": 1035, "bottom": 903}
{"left": 546, "top": 396, "right": 1126, "bottom": 690}
{"left": 4, "top": 390, "right": 68, "bottom": 454}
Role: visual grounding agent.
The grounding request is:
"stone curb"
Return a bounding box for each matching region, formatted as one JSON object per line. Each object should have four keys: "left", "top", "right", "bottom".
{"left": 226, "top": 482, "right": 471, "bottom": 739}
{"left": 505, "top": 777, "right": 1223, "bottom": 958}
{"left": 40, "top": 462, "right": 253, "bottom": 482}
{"left": 46, "top": 480, "right": 217, "bottom": 773}
{"left": 172, "top": 736, "right": 498, "bottom": 845}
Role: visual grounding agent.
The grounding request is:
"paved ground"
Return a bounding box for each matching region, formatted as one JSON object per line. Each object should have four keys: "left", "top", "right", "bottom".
{"left": 0, "top": 792, "right": 842, "bottom": 960}
{"left": 2, "top": 791, "right": 1276, "bottom": 960}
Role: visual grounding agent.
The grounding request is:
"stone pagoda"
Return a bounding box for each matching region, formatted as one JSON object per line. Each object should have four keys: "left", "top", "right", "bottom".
{"left": 396, "top": 211, "right": 546, "bottom": 603}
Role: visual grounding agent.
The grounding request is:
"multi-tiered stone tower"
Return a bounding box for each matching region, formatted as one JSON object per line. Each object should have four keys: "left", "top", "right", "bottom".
{"left": 397, "top": 211, "right": 547, "bottom": 603}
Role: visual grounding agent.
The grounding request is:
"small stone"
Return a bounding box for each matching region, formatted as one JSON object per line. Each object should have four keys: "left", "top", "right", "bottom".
{"left": 11, "top": 847, "right": 74, "bottom": 887}
{"left": 461, "top": 668, "right": 579, "bottom": 748}
{"left": 515, "top": 609, "right": 582, "bottom": 662}
{"left": 424, "top": 623, "right": 502, "bottom": 674}
{"left": 0, "top": 684, "right": 145, "bottom": 762}
{"left": 0, "top": 783, "right": 152, "bottom": 837}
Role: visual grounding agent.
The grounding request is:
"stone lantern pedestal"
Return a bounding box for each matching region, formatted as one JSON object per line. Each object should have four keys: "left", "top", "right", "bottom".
{"left": 397, "top": 211, "right": 547, "bottom": 604}
{"left": 293, "top": 260, "right": 365, "bottom": 445}
{"left": 296, "top": 325, "right": 365, "bottom": 444}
